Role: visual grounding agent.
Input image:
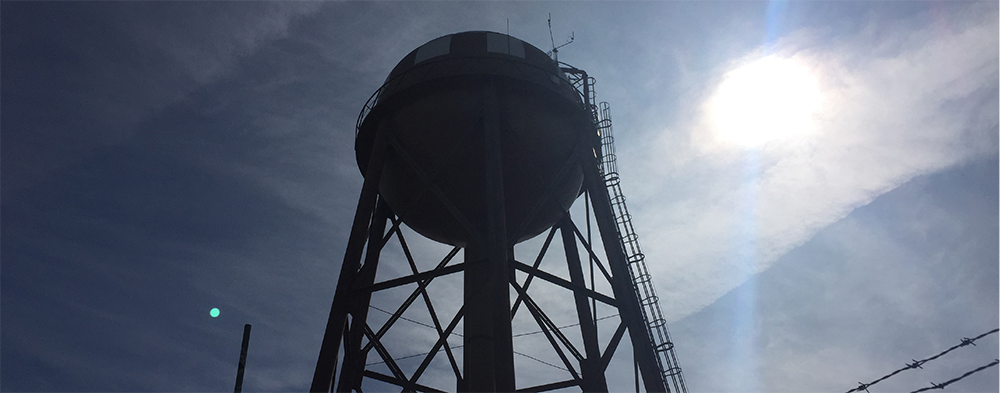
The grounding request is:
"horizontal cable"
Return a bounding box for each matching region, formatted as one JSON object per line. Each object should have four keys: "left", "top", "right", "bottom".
{"left": 364, "top": 344, "right": 568, "bottom": 372}
{"left": 369, "top": 305, "right": 463, "bottom": 337}
{"left": 513, "top": 314, "right": 620, "bottom": 338}
{"left": 364, "top": 305, "right": 619, "bottom": 371}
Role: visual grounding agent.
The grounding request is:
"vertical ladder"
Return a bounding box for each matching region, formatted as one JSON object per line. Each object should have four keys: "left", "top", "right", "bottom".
{"left": 593, "top": 101, "right": 688, "bottom": 393}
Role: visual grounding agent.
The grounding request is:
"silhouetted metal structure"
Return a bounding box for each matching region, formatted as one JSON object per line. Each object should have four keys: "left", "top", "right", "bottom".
{"left": 235, "top": 324, "right": 251, "bottom": 393}
{"left": 311, "top": 31, "right": 686, "bottom": 393}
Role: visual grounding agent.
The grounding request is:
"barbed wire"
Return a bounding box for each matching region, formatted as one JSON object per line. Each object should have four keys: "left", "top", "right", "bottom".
{"left": 909, "top": 359, "right": 998, "bottom": 393}
{"left": 847, "top": 328, "right": 998, "bottom": 393}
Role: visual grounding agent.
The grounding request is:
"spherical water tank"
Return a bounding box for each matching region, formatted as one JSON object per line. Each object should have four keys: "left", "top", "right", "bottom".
{"left": 356, "top": 31, "right": 591, "bottom": 246}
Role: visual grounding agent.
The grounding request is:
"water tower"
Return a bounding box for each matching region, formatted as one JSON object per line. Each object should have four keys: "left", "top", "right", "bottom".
{"left": 311, "top": 31, "right": 686, "bottom": 393}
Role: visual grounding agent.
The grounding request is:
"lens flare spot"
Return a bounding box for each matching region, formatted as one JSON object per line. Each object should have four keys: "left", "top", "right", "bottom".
{"left": 210, "top": 308, "right": 220, "bottom": 318}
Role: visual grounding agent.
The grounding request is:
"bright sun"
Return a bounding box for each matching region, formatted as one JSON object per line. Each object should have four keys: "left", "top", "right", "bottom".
{"left": 708, "top": 56, "right": 821, "bottom": 148}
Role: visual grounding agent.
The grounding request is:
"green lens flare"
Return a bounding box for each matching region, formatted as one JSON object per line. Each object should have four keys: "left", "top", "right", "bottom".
{"left": 210, "top": 308, "right": 220, "bottom": 318}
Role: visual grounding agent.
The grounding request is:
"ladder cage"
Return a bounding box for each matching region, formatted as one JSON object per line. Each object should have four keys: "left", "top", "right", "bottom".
{"left": 591, "top": 98, "right": 689, "bottom": 393}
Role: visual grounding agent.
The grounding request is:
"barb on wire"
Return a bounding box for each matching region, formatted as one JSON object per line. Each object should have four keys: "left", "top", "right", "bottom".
{"left": 909, "top": 359, "right": 999, "bottom": 393}
{"left": 845, "top": 328, "right": 999, "bottom": 393}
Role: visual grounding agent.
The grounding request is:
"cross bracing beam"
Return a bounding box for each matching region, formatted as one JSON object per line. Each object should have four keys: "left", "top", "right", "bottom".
{"left": 510, "top": 227, "right": 558, "bottom": 317}
{"left": 511, "top": 261, "right": 617, "bottom": 307}
{"left": 363, "top": 371, "right": 448, "bottom": 393}
{"left": 318, "top": 193, "right": 667, "bottom": 392}
{"left": 508, "top": 278, "right": 583, "bottom": 381}
{"left": 516, "top": 379, "right": 580, "bottom": 393}
{"left": 356, "top": 262, "right": 464, "bottom": 294}
{"left": 393, "top": 221, "right": 465, "bottom": 383}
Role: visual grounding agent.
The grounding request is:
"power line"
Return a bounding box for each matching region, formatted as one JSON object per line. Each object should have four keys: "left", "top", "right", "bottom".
{"left": 847, "top": 328, "right": 999, "bottom": 393}
{"left": 366, "top": 349, "right": 439, "bottom": 366}
{"left": 364, "top": 344, "right": 570, "bottom": 372}
{"left": 512, "top": 313, "right": 621, "bottom": 338}
{"left": 365, "top": 305, "right": 620, "bottom": 371}
{"left": 369, "top": 305, "right": 462, "bottom": 337}
{"left": 369, "top": 305, "right": 619, "bottom": 339}
{"left": 513, "top": 350, "right": 569, "bottom": 372}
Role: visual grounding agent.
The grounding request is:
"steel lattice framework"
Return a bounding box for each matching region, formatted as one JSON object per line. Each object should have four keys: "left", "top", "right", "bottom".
{"left": 311, "top": 61, "right": 686, "bottom": 393}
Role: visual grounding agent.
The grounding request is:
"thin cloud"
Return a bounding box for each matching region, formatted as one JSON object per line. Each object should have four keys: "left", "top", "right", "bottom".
{"left": 0, "top": 2, "right": 322, "bottom": 200}
{"left": 630, "top": 3, "right": 998, "bottom": 321}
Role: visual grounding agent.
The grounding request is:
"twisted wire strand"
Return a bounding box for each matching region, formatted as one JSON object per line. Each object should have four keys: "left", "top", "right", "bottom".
{"left": 909, "top": 359, "right": 999, "bottom": 393}
{"left": 847, "top": 328, "right": 999, "bottom": 393}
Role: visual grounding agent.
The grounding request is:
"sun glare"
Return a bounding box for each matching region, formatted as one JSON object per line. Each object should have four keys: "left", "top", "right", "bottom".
{"left": 708, "top": 56, "right": 821, "bottom": 148}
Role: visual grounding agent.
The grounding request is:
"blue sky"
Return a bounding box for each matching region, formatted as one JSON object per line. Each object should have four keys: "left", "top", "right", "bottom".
{"left": 2, "top": 1, "right": 996, "bottom": 392}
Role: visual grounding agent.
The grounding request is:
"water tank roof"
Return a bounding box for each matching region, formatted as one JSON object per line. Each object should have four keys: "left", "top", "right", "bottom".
{"left": 386, "top": 31, "right": 561, "bottom": 82}
{"left": 360, "top": 30, "right": 580, "bottom": 132}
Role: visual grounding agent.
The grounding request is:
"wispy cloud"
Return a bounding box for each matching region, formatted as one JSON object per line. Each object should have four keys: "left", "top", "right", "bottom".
{"left": 1, "top": 2, "right": 321, "bottom": 200}
{"left": 627, "top": 2, "right": 998, "bottom": 321}
{"left": 121, "top": 2, "right": 321, "bottom": 86}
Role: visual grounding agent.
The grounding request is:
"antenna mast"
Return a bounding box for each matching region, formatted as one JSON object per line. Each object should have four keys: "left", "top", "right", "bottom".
{"left": 547, "top": 13, "right": 574, "bottom": 62}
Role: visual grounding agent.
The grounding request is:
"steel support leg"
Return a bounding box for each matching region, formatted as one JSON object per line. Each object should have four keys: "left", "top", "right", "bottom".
{"left": 336, "top": 201, "right": 392, "bottom": 392}
{"left": 462, "top": 82, "right": 515, "bottom": 392}
{"left": 578, "top": 144, "right": 667, "bottom": 393}
{"left": 312, "top": 122, "right": 391, "bottom": 393}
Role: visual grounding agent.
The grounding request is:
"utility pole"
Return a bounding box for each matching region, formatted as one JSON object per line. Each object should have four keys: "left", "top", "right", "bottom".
{"left": 235, "top": 324, "right": 251, "bottom": 393}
